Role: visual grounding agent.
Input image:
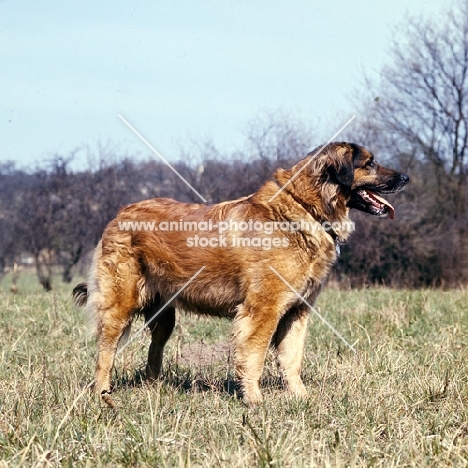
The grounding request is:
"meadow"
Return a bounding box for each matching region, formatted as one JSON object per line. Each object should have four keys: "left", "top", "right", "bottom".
{"left": 1, "top": 274, "right": 468, "bottom": 467}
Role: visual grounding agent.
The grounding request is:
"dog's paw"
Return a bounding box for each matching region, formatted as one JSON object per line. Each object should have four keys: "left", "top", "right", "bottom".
{"left": 241, "top": 386, "right": 264, "bottom": 406}
{"left": 101, "top": 390, "right": 117, "bottom": 409}
{"left": 288, "top": 382, "right": 308, "bottom": 399}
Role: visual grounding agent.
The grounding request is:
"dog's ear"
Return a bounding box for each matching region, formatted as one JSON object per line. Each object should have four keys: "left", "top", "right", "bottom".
{"left": 328, "top": 144, "right": 355, "bottom": 187}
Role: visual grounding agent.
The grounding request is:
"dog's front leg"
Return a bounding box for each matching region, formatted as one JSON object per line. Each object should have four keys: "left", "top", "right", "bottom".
{"left": 231, "top": 303, "right": 282, "bottom": 405}
{"left": 271, "top": 305, "right": 309, "bottom": 398}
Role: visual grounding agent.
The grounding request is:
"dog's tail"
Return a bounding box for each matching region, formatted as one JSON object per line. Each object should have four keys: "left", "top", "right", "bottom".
{"left": 72, "top": 279, "right": 131, "bottom": 348}
{"left": 72, "top": 282, "right": 88, "bottom": 307}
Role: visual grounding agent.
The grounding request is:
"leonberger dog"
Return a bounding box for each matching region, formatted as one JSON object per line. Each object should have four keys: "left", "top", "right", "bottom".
{"left": 73, "top": 142, "right": 408, "bottom": 407}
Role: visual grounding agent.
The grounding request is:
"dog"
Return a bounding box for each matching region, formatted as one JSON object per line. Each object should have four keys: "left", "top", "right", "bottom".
{"left": 73, "top": 142, "right": 408, "bottom": 407}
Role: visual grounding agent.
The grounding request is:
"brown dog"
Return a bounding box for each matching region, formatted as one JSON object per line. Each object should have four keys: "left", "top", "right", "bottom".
{"left": 73, "top": 142, "right": 408, "bottom": 407}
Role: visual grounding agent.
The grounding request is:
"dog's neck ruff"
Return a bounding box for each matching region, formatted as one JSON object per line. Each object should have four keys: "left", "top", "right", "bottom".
{"left": 272, "top": 178, "right": 346, "bottom": 249}
{"left": 317, "top": 217, "right": 345, "bottom": 256}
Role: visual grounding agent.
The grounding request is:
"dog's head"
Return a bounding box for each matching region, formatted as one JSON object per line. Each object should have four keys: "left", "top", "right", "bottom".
{"left": 276, "top": 142, "right": 409, "bottom": 221}
{"left": 325, "top": 142, "right": 409, "bottom": 219}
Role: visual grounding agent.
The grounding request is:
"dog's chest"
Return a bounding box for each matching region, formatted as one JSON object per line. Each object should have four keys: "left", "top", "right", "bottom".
{"left": 300, "top": 235, "right": 338, "bottom": 285}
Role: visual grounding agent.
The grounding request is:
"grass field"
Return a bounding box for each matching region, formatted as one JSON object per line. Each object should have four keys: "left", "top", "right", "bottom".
{"left": 1, "top": 274, "right": 468, "bottom": 467}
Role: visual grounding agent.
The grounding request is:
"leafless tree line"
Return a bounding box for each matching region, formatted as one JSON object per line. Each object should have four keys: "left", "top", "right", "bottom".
{"left": 0, "top": 0, "right": 466, "bottom": 290}
{"left": 344, "top": 0, "right": 468, "bottom": 286}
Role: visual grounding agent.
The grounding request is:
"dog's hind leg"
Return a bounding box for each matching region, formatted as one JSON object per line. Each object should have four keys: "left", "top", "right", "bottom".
{"left": 271, "top": 305, "right": 309, "bottom": 398}
{"left": 143, "top": 301, "right": 176, "bottom": 380}
{"left": 90, "top": 259, "right": 140, "bottom": 408}
{"left": 94, "top": 303, "right": 135, "bottom": 407}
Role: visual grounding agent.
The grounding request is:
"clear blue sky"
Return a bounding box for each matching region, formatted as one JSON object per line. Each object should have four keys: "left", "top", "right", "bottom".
{"left": 1, "top": 0, "right": 446, "bottom": 169}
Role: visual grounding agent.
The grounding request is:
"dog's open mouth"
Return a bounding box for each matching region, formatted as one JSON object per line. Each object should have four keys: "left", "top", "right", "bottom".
{"left": 350, "top": 189, "right": 395, "bottom": 219}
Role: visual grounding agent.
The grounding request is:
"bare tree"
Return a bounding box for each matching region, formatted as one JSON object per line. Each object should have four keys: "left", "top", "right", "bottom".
{"left": 0, "top": 206, "right": 17, "bottom": 283}
{"left": 16, "top": 155, "right": 89, "bottom": 289}
{"left": 245, "top": 111, "right": 313, "bottom": 168}
{"left": 0, "top": 162, "right": 22, "bottom": 283}
{"left": 17, "top": 167, "right": 58, "bottom": 291}
{"left": 347, "top": 0, "right": 468, "bottom": 285}
{"left": 233, "top": 111, "right": 317, "bottom": 196}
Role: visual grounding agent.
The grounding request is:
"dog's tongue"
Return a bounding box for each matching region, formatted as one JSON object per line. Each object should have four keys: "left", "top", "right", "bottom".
{"left": 367, "top": 191, "right": 395, "bottom": 219}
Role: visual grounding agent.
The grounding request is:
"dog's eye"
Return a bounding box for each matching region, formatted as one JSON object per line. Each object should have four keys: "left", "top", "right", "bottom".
{"left": 367, "top": 159, "right": 376, "bottom": 168}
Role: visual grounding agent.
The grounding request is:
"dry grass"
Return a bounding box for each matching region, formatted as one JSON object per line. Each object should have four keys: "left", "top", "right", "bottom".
{"left": 1, "top": 274, "right": 468, "bottom": 467}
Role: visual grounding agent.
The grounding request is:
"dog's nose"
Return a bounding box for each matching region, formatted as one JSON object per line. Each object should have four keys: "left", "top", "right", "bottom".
{"left": 400, "top": 174, "right": 409, "bottom": 183}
